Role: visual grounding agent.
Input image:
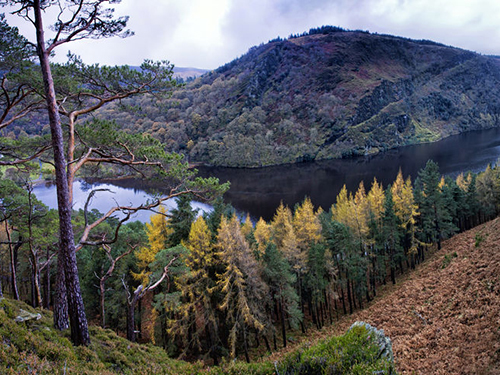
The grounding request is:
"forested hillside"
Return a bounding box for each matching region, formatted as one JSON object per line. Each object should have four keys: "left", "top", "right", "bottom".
{"left": 96, "top": 26, "right": 500, "bottom": 167}
{"left": 282, "top": 215, "right": 500, "bottom": 374}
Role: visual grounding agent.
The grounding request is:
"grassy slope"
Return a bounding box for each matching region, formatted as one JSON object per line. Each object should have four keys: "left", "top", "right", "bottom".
{"left": 270, "top": 218, "right": 500, "bottom": 374}
{"left": 2, "top": 218, "right": 499, "bottom": 374}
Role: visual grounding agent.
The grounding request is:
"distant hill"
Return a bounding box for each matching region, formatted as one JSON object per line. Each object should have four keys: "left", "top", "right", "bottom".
{"left": 104, "top": 26, "right": 500, "bottom": 167}
{"left": 173, "top": 66, "right": 208, "bottom": 80}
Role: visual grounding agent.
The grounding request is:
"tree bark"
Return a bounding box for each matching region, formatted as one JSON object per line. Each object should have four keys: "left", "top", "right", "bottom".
{"left": 33, "top": 0, "right": 89, "bottom": 346}
{"left": 99, "top": 278, "right": 106, "bottom": 328}
{"left": 280, "top": 297, "right": 287, "bottom": 348}
{"left": 126, "top": 284, "right": 143, "bottom": 342}
{"left": 5, "top": 221, "right": 19, "bottom": 300}
{"left": 53, "top": 258, "right": 69, "bottom": 330}
{"left": 243, "top": 327, "right": 250, "bottom": 363}
{"left": 126, "top": 299, "right": 137, "bottom": 343}
{"left": 27, "top": 188, "right": 42, "bottom": 308}
{"left": 44, "top": 247, "right": 51, "bottom": 309}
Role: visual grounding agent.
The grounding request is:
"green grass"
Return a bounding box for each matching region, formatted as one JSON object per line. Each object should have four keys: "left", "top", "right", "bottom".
{"left": 277, "top": 324, "right": 395, "bottom": 374}
{"left": 0, "top": 297, "right": 395, "bottom": 374}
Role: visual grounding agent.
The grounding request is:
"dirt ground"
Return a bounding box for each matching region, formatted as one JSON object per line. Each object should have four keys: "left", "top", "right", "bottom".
{"left": 272, "top": 218, "right": 500, "bottom": 374}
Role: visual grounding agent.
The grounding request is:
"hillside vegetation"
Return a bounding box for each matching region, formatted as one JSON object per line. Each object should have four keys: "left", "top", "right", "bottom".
{"left": 98, "top": 27, "right": 500, "bottom": 167}
{"left": 275, "top": 217, "right": 500, "bottom": 374}
{"left": 0, "top": 297, "right": 393, "bottom": 374}
{"left": 2, "top": 216, "right": 500, "bottom": 374}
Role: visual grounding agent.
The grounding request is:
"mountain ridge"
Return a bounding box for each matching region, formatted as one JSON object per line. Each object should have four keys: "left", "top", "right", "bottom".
{"left": 104, "top": 27, "right": 500, "bottom": 167}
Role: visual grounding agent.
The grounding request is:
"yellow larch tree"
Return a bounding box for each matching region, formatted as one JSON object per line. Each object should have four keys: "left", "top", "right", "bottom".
{"left": 331, "top": 185, "right": 353, "bottom": 226}
{"left": 271, "top": 202, "right": 304, "bottom": 270}
{"left": 241, "top": 213, "right": 254, "bottom": 239}
{"left": 271, "top": 201, "right": 293, "bottom": 249}
{"left": 292, "top": 197, "right": 323, "bottom": 251}
{"left": 391, "top": 169, "right": 419, "bottom": 254}
{"left": 352, "top": 181, "right": 370, "bottom": 244}
{"left": 216, "top": 215, "right": 268, "bottom": 362}
{"left": 391, "top": 169, "right": 419, "bottom": 230}
{"left": 254, "top": 217, "right": 271, "bottom": 256}
{"left": 456, "top": 172, "right": 473, "bottom": 192}
{"left": 133, "top": 206, "right": 172, "bottom": 285}
{"left": 367, "top": 178, "right": 385, "bottom": 229}
{"left": 173, "top": 215, "right": 219, "bottom": 358}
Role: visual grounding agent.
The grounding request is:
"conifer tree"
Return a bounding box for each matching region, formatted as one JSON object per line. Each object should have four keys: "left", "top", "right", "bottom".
{"left": 271, "top": 201, "right": 294, "bottom": 250}
{"left": 381, "top": 187, "right": 404, "bottom": 284}
{"left": 331, "top": 185, "right": 353, "bottom": 228}
{"left": 391, "top": 169, "right": 418, "bottom": 264}
{"left": 415, "top": 160, "right": 456, "bottom": 250}
{"left": 262, "top": 242, "right": 302, "bottom": 348}
{"left": 292, "top": 197, "right": 322, "bottom": 252}
{"left": 367, "top": 178, "right": 385, "bottom": 232}
{"left": 165, "top": 195, "right": 198, "bottom": 247}
{"left": 134, "top": 206, "right": 172, "bottom": 285}
{"left": 241, "top": 213, "right": 254, "bottom": 239}
{"left": 456, "top": 172, "right": 480, "bottom": 229}
{"left": 476, "top": 164, "right": 500, "bottom": 219}
{"left": 216, "top": 215, "right": 269, "bottom": 362}
{"left": 173, "top": 216, "right": 221, "bottom": 363}
{"left": 254, "top": 217, "right": 271, "bottom": 256}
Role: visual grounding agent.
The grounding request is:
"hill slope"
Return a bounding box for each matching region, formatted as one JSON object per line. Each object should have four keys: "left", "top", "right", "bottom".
{"left": 108, "top": 27, "right": 500, "bottom": 167}
{"left": 2, "top": 219, "right": 499, "bottom": 373}
{"left": 272, "top": 217, "right": 500, "bottom": 374}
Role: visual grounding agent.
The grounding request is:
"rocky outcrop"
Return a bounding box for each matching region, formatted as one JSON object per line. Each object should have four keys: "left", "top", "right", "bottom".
{"left": 349, "top": 321, "right": 394, "bottom": 364}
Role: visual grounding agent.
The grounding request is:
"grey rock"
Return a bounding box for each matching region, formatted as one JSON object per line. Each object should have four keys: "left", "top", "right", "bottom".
{"left": 14, "top": 309, "right": 42, "bottom": 323}
{"left": 348, "top": 321, "right": 394, "bottom": 363}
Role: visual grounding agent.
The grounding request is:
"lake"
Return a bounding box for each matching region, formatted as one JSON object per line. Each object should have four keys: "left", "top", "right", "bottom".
{"left": 34, "top": 128, "right": 500, "bottom": 222}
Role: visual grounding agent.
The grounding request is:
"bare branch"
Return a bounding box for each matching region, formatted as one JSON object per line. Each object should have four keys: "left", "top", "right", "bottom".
{"left": 144, "top": 255, "right": 178, "bottom": 294}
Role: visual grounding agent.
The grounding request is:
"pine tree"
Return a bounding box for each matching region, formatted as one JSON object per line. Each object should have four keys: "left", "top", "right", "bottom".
{"left": 166, "top": 195, "right": 198, "bottom": 247}
{"left": 262, "top": 242, "right": 302, "bottom": 348}
{"left": 415, "top": 160, "right": 456, "bottom": 250}
{"left": 476, "top": 164, "right": 500, "bottom": 219}
{"left": 381, "top": 187, "right": 404, "bottom": 284}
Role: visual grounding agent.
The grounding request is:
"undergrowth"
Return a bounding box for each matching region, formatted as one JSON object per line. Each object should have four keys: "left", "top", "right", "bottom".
{"left": 0, "top": 297, "right": 394, "bottom": 374}
{"left": 277, "top": 324, "right": 395, "bottom": 374}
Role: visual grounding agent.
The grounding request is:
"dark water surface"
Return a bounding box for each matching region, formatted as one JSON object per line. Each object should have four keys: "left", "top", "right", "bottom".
{"left": 198, "top": 128, "right": 500, "bottom": 220}
{"left": 34, "top": 128, "right": 500, "bottom": 222}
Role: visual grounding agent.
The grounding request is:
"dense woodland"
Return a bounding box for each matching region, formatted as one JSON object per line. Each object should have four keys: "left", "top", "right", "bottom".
{"left": 2, "top": 159, "right": 500, "bottom": 364}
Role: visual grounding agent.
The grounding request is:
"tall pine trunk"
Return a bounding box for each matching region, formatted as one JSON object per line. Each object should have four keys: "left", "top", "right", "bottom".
{"left": 43, "top": 247, "right": 51, "bottom": 309}
{"left": 5, "top": 221, "right": 19, "bottom": 300}
{"left": 33, "top": 0, "right": 89, "bottom": 345}
{"left": 53, "top": 260, "right": 68, "bottom": 330}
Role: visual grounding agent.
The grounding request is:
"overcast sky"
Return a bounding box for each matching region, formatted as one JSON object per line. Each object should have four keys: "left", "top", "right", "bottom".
{"left": 4, "top": 0, "right": 500, "bottom": 70}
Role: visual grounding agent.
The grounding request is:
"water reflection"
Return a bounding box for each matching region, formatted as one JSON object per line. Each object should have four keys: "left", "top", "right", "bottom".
{"left": 34, "top": 128, "right": 500, "bottom": 223}
{"left": 33, "top": 180, "right": 212, "bottom": 223}
{"left": 198, "top": 128, "right": 500, "bottom": 220}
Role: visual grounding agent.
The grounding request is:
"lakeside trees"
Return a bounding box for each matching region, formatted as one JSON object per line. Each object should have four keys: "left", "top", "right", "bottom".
{"left": 0, "top": 0, "right": 226, "bottom": 345}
